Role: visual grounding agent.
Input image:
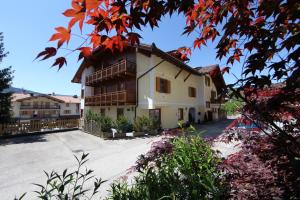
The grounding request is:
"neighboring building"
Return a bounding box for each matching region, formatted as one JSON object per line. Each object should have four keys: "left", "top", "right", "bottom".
{"left": 72, "top": 43, "right": 226, "bottom": 129}
{"left": 11, "top": 93, "right": 80, "bottom": 121}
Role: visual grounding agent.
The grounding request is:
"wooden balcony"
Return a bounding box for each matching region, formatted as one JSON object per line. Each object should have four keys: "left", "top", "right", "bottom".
{"left": 86, "top": 59, "right": 136, "bottom": 86}
{"left": 20, "top": 105, "right": 60, "bottom": 110}
{"left": 210, "top": 98, "right": 225, "bottom": 105}
{"left": 85, "top": 90, "right": 136, "bottom": 106}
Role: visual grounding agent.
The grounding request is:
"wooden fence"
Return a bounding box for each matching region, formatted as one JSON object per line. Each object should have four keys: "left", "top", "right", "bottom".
{"left": 0, "top": 119, "right": 79, "bottom": 137}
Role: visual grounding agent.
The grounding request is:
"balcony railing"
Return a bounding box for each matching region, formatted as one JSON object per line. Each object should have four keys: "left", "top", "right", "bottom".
{"left": 210, "top": 98, "right": 224, "bottom": 104}
{"left": 20, "top": 105, "right": 60, "bottom": 109}
{"left": 85, "top": 90, "right": 136, "bottom": 106}
{"left": 86, "top": 59, "right": 136, "bottom": 86}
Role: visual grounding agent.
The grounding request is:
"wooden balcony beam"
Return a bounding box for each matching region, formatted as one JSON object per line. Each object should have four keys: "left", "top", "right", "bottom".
{"left": 175, "top": 69, "right": 183, "bottom": 79}
{"left": 184, "top": 72, "right": 192, "bottom": 82}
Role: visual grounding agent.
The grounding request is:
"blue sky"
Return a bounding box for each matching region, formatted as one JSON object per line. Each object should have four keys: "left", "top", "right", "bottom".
{"left": 0, "top": 0, "right": 242, "bottom": 95}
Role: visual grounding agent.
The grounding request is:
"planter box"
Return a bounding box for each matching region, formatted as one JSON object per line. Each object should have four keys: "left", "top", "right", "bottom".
{"left": 113, "top": 132, "right": 127, "bottom": 138}
{"left": 100, "top": 132, "right": 113, "bottom": 139}
{"left": 99, "top": 132, "right": 126, "bottom": 139}
{"left": 133, "top": 131, "right": 145, "bottom": 137}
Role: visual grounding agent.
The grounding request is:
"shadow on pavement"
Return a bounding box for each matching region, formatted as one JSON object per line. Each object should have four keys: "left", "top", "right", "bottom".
{"left": 194, "top": 119, "right": 234, "bottom": 138}
{"left": 0, "top": 134, "right": 48, "bottom": 146}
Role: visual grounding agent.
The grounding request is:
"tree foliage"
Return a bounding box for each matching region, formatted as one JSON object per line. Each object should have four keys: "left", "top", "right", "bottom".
{"left": 220, "top": 128, "right": 300, "bottom": 199}
{"left": 222, "top": 97, "right": 243, "bottom": 115}
{"left": 39, "top": 0, "right": 299, "bottom": 147}
{"left": 0, "top": 32, "right": 13, "bottom": 123}
{"left": 38, "top": 1, "right": 300, "bottom": 196}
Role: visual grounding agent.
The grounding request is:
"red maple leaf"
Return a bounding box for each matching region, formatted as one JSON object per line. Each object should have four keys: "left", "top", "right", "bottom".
{"left": 221, "top": 66, "right": 230, "bottom": 74}
{"left": 49, "top": 27, "right": 71, "bottom": 48}
{"left": 52, "top": 57, "right": 67, "bottom": 69}
{"left": 35, "top": 47, "right": 57, "bottom": 60}
{"left": 85, "top": 0, "right": 100, "bottom": 11}
{"left": 78, "top": 47, "right": 92, "bottom": 61}
{"left": 63, "top": 0, "right": 85, "bottom": 30}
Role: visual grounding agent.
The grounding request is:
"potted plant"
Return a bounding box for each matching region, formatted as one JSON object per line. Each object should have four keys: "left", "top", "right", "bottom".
{"left": 133, "top": 116, "right": 150, "bottom": 137}
{"left": 99, "top": 116, "right": 114, "bottom": 139}
{"left": 114, "top": 116, "right": 132, "bottom": 138}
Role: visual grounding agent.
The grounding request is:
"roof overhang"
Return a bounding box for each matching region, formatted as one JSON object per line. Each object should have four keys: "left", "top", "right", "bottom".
{"left": 71, "top": 43, "right": 203, "bottom": 84}
{"left": 16, "top": 95, "right": 65, "bottom": 103}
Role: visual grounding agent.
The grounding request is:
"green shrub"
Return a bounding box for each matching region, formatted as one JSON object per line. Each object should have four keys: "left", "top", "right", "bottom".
{"left": 133, "top": 116, "right": 151, "bottom": 132}
{"left": 115, "top": 116, "right": 133, "bottom": 133}
{"left": 149, "top": 117, "right": 161, "bottom": 131}
{"left": 85, "top": 109, "right": 97, "bottom": 121}
{"left": 108, "top": 136, "right": 224, "bottom": 200}
{"left": 101, "top": 116, "right": 113, "bottom": 132}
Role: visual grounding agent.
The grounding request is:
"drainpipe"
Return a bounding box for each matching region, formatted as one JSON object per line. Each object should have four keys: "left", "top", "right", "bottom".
{"left": 135, "top": 60, "right": 165, "bottom": 118}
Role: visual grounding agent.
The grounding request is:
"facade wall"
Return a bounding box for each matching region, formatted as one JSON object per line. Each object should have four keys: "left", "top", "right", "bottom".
{"left": 12, "top": 96, "right": 80, "bottom": 120}
{"left": 60, "top": 103, "right": 80, "bottom": 116}
{"left": 81, "top": 50, "right": 225, "bottom": 129}
{"left": 136, "top": 53, "right": 211, "bottom": 128}
{"left": 85, "top": 105, "right": 135, "bottom": 122}
{"left": 11, "top": 101, "right": 20, "bottom": 118}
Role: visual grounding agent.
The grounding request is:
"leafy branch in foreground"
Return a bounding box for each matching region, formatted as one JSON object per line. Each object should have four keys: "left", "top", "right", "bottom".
{"left": 15, "top": 153, "right": 106, "bottom": 200}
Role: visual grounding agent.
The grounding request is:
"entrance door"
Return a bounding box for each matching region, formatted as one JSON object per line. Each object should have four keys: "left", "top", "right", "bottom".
{"left": 207, "top": 111, "right": 213, "bottom": 121}
{"left": 149, "top": 109, "right": 161, "bottom": 129}
{"left": 188, "top": 107, "right": 196, "bottom": 123}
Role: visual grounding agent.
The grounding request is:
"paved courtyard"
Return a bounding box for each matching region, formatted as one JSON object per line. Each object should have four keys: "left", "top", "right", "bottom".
{"left": 0, "top": 131, "right": 162, "bottom": 200}
{"left": 0, "top": 119, "right": 234, "bottom": 200}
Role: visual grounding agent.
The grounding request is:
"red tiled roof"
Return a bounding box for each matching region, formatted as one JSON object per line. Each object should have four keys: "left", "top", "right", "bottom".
{"left": 11, "top": 93, "right": 80, "bottom": 104}
{"left": 52, "top": 95, "right": 81, "bottom": 104}
{"left": 12, "top": 93, "right": 31, "bottom": 101}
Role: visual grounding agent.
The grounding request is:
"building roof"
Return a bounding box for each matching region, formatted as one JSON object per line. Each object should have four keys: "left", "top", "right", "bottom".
{"left": 195, "top": 65, "right": 219, "bottom": 74}
{"left": 52, "top": 95, "right": 81, "bottom": 104}
{"left": 195, "top": 65, "right": 227, "bottom": 94}
{"left": 12, "top": 93, "right": 31, "bottom": 101}
{"left": 71, "top": 43, "right": 203, "bottom": 83}
{"left": 12, "top": 93, "right": 80, "bottom": 104}
{"left": 71, "top": 43, "right": 227, "bottom": 93}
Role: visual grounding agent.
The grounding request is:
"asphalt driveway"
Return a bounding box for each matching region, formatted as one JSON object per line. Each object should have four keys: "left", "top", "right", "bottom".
{"left": 0, "top": 131, "right": 161, "bottom": 200}
{"left": 0, "top": 119, "right": 233, "bottom": 200}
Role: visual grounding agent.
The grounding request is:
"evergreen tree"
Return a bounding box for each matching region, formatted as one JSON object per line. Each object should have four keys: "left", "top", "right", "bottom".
{"left": 0, "top": 32, "right": 13, "bottom": 123}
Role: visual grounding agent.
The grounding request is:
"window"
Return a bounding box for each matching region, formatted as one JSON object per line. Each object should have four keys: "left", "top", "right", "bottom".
{"left": 64, "top": 110, "right": 71, "bottom": 114}
{"left": 205, "top": 76, "right": 210, "bottom": 86}
{"left": 100, "top": 108, "right": 105, "bottom": 116}
{"left": 178, "top": 108, "right": 184, "bottom": 120}
{"left": 211, "top": 91, "right": 217, "bottom": 100}
{"left": 188, "top": 87, "right": 196, "bottom": 97}
{"left": 117, "top": 108, "right": 124, "bottom": 119}
{"left": 45, "top": 102, "right": 50, "bottom": 108}
{"left": 81, "top": 89, "right": 84, "bottom": 98}
{"left": 66, "top": 103, "right": 70, "bottom": 107}
{"left": 206, "top": 101, "right": 211, "bottom": 108}
{"left": 156, "top": 77, "right": 171, "bottom": 93}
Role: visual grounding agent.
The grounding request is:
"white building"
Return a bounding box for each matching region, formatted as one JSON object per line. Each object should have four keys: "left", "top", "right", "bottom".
{"left": 11, "top": 93, "right": 80, "bottom": 121}
{"left": 72, "top": 43, "right": 226, "bottom": 128}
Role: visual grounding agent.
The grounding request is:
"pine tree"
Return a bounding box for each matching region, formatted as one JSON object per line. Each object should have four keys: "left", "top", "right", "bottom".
{"left": 0, "top": 32, "right": 13, "bottom": 123}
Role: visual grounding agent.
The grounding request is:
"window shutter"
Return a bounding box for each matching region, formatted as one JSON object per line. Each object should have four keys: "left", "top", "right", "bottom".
{"left": 167, "top": 80, "right": 171, "bottom": 93}
{"left": 156, "top": 77, "right": 160, "bottom": 92}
